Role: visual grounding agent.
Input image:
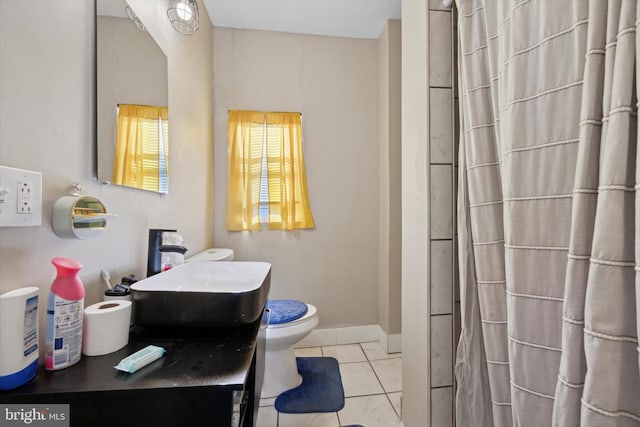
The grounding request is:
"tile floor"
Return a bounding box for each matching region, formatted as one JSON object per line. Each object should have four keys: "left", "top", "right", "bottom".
{"left": 256, "top": 342, "right": 402, "bottom": 427}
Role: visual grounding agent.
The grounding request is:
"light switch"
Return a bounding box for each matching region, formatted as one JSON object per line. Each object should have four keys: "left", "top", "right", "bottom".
{"left": 0, "top": 166, "right": 42, "bottom": 227}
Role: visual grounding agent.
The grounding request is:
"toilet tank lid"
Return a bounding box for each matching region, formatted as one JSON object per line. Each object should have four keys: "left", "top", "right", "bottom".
{"left": 186, "top": 248, "right": 234, "bottom": 262}
{"left": 266, "top": 300, "right": 308, "bottom": 325}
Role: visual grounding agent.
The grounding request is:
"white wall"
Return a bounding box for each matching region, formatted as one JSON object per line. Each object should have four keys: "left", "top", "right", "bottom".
{"left": 378, "top": 20, "right": 402, "bottom": 338}
{"left": 0, "top": 0, "right": 213, "bottom": 336}
{"left": 212, "top": 27, "right": 380, "bottom": 328}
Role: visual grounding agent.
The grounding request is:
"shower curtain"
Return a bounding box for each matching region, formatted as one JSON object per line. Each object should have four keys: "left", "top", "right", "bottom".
{"left": 455, "top": 1, "right": 640, "bottom": 426}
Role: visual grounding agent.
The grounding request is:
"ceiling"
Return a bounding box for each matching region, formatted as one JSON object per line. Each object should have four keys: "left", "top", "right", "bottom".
{"left": 203, "top": 0, "right": 401, "bottom": 39}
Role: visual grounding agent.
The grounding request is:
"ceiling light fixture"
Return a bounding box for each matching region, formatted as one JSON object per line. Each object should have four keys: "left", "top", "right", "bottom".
{"left": 167, "top": 0, "right": 199, "bottom": 35}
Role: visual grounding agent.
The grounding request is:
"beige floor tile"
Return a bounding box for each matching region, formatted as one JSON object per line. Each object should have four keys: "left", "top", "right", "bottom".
{"left": 322, "top": 344, "right": 367, "bottom": 363}
{"left": 338, "top": 395, "right": 402, "bottom": 427}
{"left": 256, "top": 405, "right": 278, "bottom": 427}
{"left": 361, "top": 341, "right": 402, "bottom": 361}
{"left": 371, "top": 358, "right": 402, "bottom": 393}
{"left": 295, "top": 347, "right": 323, "bottom": 357}
{"left": 260, "top": 397, "right": 276, "bottom": 407}
{"left": 262, "top": 341, "right": 408, "bottom": 426}
{"left": 278, "top": 411, "right": 340, "bottom": 427}
{"left": 387, "top": 392, "right": 402, "bottom": 417}
{"left": 339, "top": 362, "right": 384, "bottom": 397}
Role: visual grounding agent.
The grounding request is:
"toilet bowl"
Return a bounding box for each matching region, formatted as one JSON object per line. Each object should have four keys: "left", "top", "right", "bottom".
{"left": 262, "top": 300, "right": 319, "bottom": 398}
{"left": 186, "top": 248, "right": 234, "bottom": 262}
{"left": 186, "top": 249, "right": 319, "bottom": 398}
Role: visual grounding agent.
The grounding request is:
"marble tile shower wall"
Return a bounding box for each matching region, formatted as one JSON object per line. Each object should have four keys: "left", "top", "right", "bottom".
{"left": 428, "top": 1, "right": 459, "bottom": 426}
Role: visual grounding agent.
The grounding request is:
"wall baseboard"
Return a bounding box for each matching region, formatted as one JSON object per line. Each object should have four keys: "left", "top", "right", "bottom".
{"left": 379, "top": 326, "right": 402, "bottom": 354}
{"left": 296, "top": 324, "right": 402, "bottom": 354}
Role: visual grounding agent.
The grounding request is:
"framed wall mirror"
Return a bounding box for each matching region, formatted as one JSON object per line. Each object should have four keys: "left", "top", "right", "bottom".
{"left": 96, "top": 0, "right": 169, "bottom": 193}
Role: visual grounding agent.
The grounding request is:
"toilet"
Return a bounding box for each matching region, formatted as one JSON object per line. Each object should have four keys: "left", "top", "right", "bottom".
{"left": 262, "top": 299, "right": 319, "bottom": 398}
{"left": 185, "top": 248, "right": 234, "bottom": 262}
{"left": 186, "top": 249, "right": 319, "bottom": 398}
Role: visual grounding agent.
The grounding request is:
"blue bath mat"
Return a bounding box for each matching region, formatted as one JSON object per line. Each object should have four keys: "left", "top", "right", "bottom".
{"left": 274, "top": 357, "right": 345, "bottom": 413}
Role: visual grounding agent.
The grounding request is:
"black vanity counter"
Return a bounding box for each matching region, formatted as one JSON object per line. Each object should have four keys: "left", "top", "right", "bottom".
{"left": 0, "top": 320, "right": 266, "bottom": 427}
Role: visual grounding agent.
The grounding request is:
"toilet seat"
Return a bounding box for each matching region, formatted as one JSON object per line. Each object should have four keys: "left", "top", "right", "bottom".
{"left": 267, "top": 304, "right": 317, "bottom": 329}
{"left": 267, "top": 300, "right": 308, "bottom": 325}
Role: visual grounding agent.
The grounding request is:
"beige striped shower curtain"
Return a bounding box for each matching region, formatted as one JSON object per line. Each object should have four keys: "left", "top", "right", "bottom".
{"left": 454, "top": 1, "right": 640, "bottom": 426}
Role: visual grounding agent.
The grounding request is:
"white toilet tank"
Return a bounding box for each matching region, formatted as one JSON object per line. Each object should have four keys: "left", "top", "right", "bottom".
{"left": 186, "top": 248, "right": 234, "bottom": 262}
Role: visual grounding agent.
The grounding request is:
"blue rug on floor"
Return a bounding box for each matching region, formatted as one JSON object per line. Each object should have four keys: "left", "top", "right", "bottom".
{"left": 274, "top": 357, "right": 345, "bottom": 413}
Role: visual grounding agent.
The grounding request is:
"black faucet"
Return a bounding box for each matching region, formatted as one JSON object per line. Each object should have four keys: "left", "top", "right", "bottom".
{"left": 146, "top": 229, "right": 188, "bottom": 277}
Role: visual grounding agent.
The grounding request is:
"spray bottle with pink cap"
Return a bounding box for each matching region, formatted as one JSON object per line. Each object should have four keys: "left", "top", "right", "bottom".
{"left": 45, "top": 257, "right": 85, "bottom": 370}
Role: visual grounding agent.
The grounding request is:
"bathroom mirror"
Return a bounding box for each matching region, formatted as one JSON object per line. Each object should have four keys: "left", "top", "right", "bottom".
{"left": 96, "top": 0, "right": 170, "bottom": 193}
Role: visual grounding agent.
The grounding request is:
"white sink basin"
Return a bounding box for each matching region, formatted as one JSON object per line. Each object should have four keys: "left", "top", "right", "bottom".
{"left": 131, "top": 261, "right": 271, "bottom": 328}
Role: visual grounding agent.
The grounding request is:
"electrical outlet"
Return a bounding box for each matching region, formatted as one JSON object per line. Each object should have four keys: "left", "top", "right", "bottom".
{"left": 17, "top": 180, "right": 33, "bottom": 213}
{"left": 0, "top": 166, "right": 42, "bottom": 227}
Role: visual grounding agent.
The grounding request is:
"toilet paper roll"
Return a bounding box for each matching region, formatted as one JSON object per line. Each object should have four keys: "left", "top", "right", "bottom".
{"left": 82, "top": 300, "right": 132, "bottom": 356}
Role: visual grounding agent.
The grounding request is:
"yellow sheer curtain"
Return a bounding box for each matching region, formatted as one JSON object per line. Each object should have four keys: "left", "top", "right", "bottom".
{"left": 226, "top": 110, "right": 314, "bottom": 230}
{"left": 265, "top": 112, "right": 314, "bottom": 230}
{"left": 227, "top": 110, "right": 266, "bottom": 230}
{"left": 112, "top": 104, "right": 168, "bottom": 192}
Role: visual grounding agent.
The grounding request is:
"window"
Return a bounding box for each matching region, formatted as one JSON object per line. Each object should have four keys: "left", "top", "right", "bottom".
{"left": 112, "top": 104, "right": 169, "bottom": 193}
{"left": 226, "top": 110, "right": 315, "bottom": 231}
{"left": 258, "top": 145, "right": 269, "bottom": 223}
